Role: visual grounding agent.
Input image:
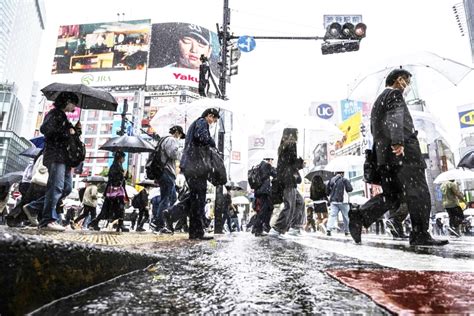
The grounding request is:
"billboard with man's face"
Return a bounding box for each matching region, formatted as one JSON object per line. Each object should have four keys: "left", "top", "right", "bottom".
{"left": 52, "top": 19, "right": 151, "bottom": 74}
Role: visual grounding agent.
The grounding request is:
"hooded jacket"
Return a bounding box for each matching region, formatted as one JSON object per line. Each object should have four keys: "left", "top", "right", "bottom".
{"left": 371, "top": 88, "right": 426, "bottom": 168}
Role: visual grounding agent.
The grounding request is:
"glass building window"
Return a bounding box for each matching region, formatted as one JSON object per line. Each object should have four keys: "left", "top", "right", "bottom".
{"left": 85, "top": 124, "right": 97, "bottom": 135}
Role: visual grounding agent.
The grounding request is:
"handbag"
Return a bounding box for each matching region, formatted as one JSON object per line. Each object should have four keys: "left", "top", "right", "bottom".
{"left": 65, "top": 134, "right": 86, "bottom": 168}
{"left": 106, "top": 185, "right": 125, "bottom": 198}
{"left": 183, "top": 145, "right": 212, "bottom": 178}
{"left": 363, "top": 148, "right": 381, "bottom": 185}
{"left": 207, "top": 148, "right": 227, "bottom": 186}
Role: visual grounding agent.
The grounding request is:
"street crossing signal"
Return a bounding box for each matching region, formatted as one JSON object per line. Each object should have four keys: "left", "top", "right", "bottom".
{"left": 226, "top": 42, "right": 241, "bottom": 77}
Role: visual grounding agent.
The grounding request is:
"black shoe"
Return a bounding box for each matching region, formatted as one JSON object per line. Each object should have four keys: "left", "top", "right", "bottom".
{"left": 348, "top": 210, "right": 363, "bottom": 244}
{"left": 410, "top": 233, "right": 449, "bottom": 246}
{"left": 345, "top": 232, "right": 350, "bottom": 236}
{"left": 326, "top": 230, "right": 331, "bottom": 236}
{"left": 136, "top": 227, "right": 146, "bottom": 232}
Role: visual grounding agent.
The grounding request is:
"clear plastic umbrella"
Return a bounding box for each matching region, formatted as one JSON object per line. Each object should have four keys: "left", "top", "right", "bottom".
{"left": 325, "top": 155, "right": 365, "bottom": 172}
{"left": 433, "top": 168, "right": 474, "bottom": 184}
{"left": 347, "top": 52, "right": 473, "bottom": 102}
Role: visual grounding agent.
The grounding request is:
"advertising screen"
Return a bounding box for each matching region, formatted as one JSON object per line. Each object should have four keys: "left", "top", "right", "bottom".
{"left": 52, "top": 19, "right": 151, "bottom": 74}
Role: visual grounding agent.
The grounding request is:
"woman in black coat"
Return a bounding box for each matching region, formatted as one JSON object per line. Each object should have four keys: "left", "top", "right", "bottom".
{"left": 310, "top": 175, "right": 329, "bottom": 232}
{"left": 89, "top": 151, "right": 129, "bottom": 232}
{"left": 269, "top": 128, "right": 305, "bottom": 237}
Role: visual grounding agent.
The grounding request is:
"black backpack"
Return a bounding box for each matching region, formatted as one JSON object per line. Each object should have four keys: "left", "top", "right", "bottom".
{"left": 65, "top": 134, "right": 86, "bottom": 168}
{"left": 145, "top": 136, "right": 169, "bottom": 180}
{"left": 131, "top": 193, "right": 142, "bottom": 208}
{"left": 248, "top": 164, "right": 264, "bottom": 190}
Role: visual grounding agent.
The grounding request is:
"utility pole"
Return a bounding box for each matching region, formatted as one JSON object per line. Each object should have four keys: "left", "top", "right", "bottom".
{"left": 213, "top": 0, "right": 230, "bottom": 234}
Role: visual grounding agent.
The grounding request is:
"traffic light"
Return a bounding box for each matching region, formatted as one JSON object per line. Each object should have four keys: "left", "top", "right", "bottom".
{"left": 322, "top": 22, "right": 366, "bottom": 55}
{"left": 198, "top": 58, "right": 210, "bottom": 97}
{"left": 226, "top": 41, "right": 241, "bottom": 78}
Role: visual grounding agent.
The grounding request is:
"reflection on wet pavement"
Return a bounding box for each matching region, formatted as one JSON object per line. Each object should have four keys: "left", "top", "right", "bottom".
{"left": 32, "top": 234, "right": 389, "bottom": 315}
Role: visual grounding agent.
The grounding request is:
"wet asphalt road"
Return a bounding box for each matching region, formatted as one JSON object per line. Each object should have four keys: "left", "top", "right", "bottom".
{"left": 32, "top": 233, "right": 391, "bottom": 315}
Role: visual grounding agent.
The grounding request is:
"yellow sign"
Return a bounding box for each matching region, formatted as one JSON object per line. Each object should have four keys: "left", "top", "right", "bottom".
{"left": 336, "top": 112, "right": 361, "bottom": 149}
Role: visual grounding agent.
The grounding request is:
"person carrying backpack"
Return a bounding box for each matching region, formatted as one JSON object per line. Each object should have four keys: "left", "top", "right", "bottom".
{"left": 326, "top": 171, "right": 353, "bottom": 236}
{"left": 151, "top": 125, "right": 185, "bottom": 233}
{"left": 252, "top": 156, "right": 277, "bottom": 236}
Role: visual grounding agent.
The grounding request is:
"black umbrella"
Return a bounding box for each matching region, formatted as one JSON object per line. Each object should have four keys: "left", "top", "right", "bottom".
{"left": 458, "top": 150, "right": 474, "bottom": 169}
{"left": 20, "top": 146, "right": 42, "bottom": 158}
{"left": 0, "top": 171, "right": 24, "bottom": 186}
{"left": 99, "top": 135, "right": 155, "bottom": 153}
{"left": 225, "top": 181, "right": 244, "bottom": 191}
{"left": 305, "top": 168, "right": 336, "bottom": 182}
{"left": 41, "top": 83, "right": 118, "bottom": 112}
{"left": 82, "top": 176, "right": 108, "bottom": 183}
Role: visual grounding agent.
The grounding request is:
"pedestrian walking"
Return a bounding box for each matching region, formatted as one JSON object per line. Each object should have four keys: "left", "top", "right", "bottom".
{"left": 180, "top": 108, "right": 220, "bottom": 240}
{"left": 134, "top": 186, "right": 150, "bottom": 232}
{"left": 304, "top": 206, "right": 316, "bottom": 232}
{"left": 441, "top": 179, "right": 465, "bottom": 236}
{"left": 252, "top": 156, "right": 277, "bottom": 236}
{"left": 268, "top": 128, "right": 305, "bottom": 237}
{"left": 349, "top": 69, "right": 448, "bottom": 246}
{"left": 309, "top": 175, "right": 329, "bottom": 233}
{"left": 73, "top": 181, "right": 98, "bottom": 229}
{"left": 326, "top": 171, "right": 353, "bottom": 236}
{"left": 88, "top": 151, "right": 129, "bottom": 232}
{"left": 24, "top": 92, "right": 80, "bottom": 231}
{"left": 152, "top": 125, "right": 184, "bottom": 233}
{"left": 130, "top": 209, "right": 138, "bottom": 230}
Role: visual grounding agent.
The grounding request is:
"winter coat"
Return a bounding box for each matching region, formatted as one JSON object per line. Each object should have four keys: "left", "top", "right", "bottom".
{"left": 327, "top": 174, "right": 353, "bottom": 203}
{"left": 83, "top": 185, "right": 98, "bottom": 208}
{"left": 371, "top": 88, "right": 426, "bottom": 168}
{"left": 276, "top": 141, "right": 304, "bottom": 188}
{"left": 180, "top": 117, "right": 216, "bottom": 174}
{"left": 107, "top": 160, "right": 125, "bottom": 187}
{"left": 255, "top": 160, "right": 277, "bottom": 196}
{"left": 310, "top": 180, "right": 328, "bottom": 202}
{"left": 134, "top": 189, "right": 149, "bottom": 210}
{"left": 40, "top": 108, "right": 74, "bottom": 168}
{"left": 441, "top": 181, "right": 464, "bottom": 208}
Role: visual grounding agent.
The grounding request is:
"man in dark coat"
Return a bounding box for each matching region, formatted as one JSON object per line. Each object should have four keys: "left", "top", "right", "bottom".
{"left": 180, "top": 108, "right": 219, "bottom": 240}
{"left": 253, "top": 157, "right": 277, "bottom": 236}
{"left": 349, "top": 69, "right": 448, "bottom": 246}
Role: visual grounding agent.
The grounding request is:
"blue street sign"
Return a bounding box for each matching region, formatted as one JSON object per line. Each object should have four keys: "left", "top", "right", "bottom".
{"left": 237, "top": 36, "right": 256, "bottom": 52}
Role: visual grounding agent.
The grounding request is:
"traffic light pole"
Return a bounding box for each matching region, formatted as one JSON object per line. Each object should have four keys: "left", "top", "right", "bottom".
{"left": 213, "top": 0, "right": 230, "bottom": 234}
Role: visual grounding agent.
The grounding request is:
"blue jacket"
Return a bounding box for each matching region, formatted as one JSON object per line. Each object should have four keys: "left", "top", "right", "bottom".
{"left": 327, "top": 174, "right": 353, "bottom": 203}
{"left": 180, "top": 117, "right": 216, "bottom": 172}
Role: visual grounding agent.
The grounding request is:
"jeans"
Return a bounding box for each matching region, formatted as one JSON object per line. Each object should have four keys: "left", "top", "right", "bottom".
{"left": 155, "top": 170, "right": 176, "bottom": 228}
{"left": 30, "top": 163, "right": 72, "bottom": 227}
{"left": 327, "top": 202, "right": 350, "bottom": 233}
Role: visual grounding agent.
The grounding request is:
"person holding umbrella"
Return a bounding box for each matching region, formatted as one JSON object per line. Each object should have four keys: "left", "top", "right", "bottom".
{"left": 88, "top": 151, "right": 129, "bottom": 232}
{"left": 28, "top": 92, "right": 80, "bottom": 231}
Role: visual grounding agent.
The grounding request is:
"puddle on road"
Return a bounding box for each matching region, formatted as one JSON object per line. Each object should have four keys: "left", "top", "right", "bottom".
{"left": 32, "top": 234, "right": 389, "bottom": 314}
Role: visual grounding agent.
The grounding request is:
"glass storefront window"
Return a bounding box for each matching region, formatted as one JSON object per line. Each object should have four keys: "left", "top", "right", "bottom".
{"left": 100, "top": 123, "right": 112, "bottom": 135}
{"left": 87, "top": 110, "right": 99, "bottom": 121}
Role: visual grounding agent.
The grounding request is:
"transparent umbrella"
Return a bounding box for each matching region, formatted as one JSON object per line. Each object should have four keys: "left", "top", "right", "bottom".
{"left": 347, "top": 52, "right": 473, "bottom": 102}
{"left": 433, "top": 168, "right": 474, "bottom": 184}
{"left": 325, "top": 155, "right": 365, "bottom": 172}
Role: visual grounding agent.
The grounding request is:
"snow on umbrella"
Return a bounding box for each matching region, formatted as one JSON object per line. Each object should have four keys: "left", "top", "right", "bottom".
{"left": 99, "top": 135, "right": 154, "bottom": 153}
{"left": 41, "top": 82, "right": 118, "bottom": 111}
{"left": 433, "top": 168, "right": 474, "bottom": 184}
{"left": 458, "top": 150, "right": 474, "bottom": 169}
{"left": 324, "top": 155, "right": 365, "bottom": 172}
{"left": 0, "top": 171, "right": 23, "bottom": 186}
{"left": 20, "top": 146, "right": 42, "bottom": 158}
{"left": 347, "top": 52, "right": 473, "bottom": 102}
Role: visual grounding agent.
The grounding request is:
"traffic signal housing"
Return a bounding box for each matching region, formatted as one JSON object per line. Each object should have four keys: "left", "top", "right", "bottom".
{"left": 322, "top": 22, "right": 367, "bottom": 55}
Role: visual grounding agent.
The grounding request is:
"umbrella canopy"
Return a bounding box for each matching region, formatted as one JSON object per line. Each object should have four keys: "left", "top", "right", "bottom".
{"left": 0, "top": 171, "right": 23, "bottom": 186}
{"left": 350, "top": 195, "right": 369, "bottom": 205}
{"left": 82, "top": 176, "right": 108, "bottom": 183}
{"left": 125, "top": 185, "right": 138, "bottom": 197}
{"left": 347, "top": 52, "right": 473, "bottom": 102}
{"left": 225, "top": 181, "right": 243, "bottom": 191}
{"left": 458, "top": 150, "right": 474, "bottom": 169}
{"left": 136, "top": 179, "right": 158, "bottom": 187}
{"left": 305, "top": 167, "right": 336, "bottom": 182}
{"left": 433, "top": 168, "right": 474, "bottom": 184}
{"left": 20, "top": 146, "right": 42, "bottom": 158}
{"left": 232, "top": 196, "right": 250, "bottom": 205}
{"left": 29, "top": 136, "right": 45, "bottom": 149}
{"left": 324, "top": 155, "right": 365, "bottom": 172}
{"left": 99, "top": 135, "right": 154, "bottom": 153}
{"left": 41, "top": 82, "right": 118, "bottom": 111}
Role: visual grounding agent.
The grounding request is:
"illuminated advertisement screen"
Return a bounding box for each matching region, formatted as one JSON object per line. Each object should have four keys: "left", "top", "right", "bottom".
{"left": 148, "top": 22, "right": 221, "bottom": 78}
{"left": 52, "top": 19, "right": 151, "bottom": 74}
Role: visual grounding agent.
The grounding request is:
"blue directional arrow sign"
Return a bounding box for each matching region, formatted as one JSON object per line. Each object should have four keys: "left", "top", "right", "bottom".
{"left": 237, "top": 36, "right": 256, "bottom": 53}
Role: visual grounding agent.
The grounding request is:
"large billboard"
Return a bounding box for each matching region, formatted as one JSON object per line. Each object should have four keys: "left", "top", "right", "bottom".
{"left": 147, "top": 22, "right": 221, "bottom": 87}
{"left": 53, "top": 20, "right": 151, "bottom": 74}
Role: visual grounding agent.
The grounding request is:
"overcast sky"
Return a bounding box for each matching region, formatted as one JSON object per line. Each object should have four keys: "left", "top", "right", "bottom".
{"left": 37, "top": 0, "right": 473, "bottom": 154}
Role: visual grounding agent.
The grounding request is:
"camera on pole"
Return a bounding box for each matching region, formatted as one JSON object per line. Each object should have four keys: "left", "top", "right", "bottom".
{"left": 321, "top": 22, "right": 367, "bottom": 55}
